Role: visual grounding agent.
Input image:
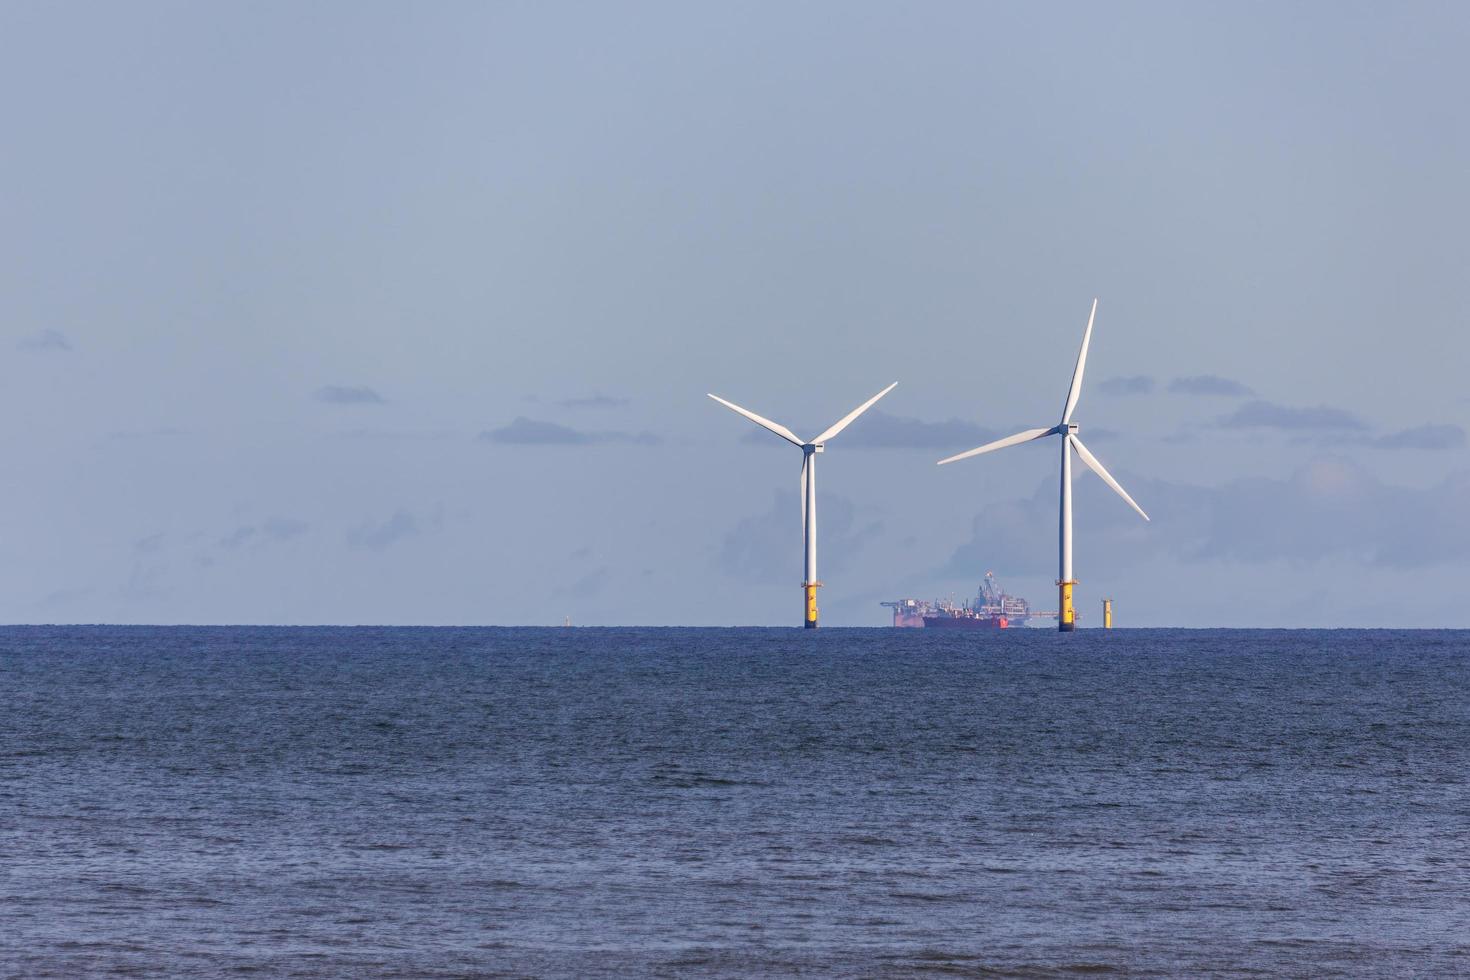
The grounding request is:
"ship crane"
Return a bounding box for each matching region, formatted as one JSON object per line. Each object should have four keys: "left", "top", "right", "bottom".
{"left": 881, "top": 575, "right": 1056, "bottom": 628}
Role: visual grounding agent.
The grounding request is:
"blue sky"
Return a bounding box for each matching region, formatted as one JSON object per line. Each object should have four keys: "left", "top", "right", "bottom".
{"left": 2, "top": 1, "right": 1467, "bottom": 626}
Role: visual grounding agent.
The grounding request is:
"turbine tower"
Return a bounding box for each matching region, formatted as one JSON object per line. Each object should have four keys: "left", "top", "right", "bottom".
{"left": 708, "top": 383, "right": 897, "bottom": 628}
{"left": 937, "top": 299, "right": 1148, "bottom": 631}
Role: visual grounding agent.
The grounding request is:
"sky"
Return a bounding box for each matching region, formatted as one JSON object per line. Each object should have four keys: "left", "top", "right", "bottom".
{"left": 2, "top": 1, "right": 1468, "bottom": 627}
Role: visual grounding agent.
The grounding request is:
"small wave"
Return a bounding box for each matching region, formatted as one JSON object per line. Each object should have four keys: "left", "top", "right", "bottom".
{"left": 1059, "top": 964, "right": 1123, "bottom": 974}
{"left": 889, "top": 890, "right": 966, "bottom": 903}
{"left": 647, "top": 767, "right": 766, "bottom": 788}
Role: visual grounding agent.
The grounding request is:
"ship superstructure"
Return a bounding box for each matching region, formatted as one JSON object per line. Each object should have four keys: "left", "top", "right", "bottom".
{"left": 881, "top": 572, "right": 1055, "bottom": 629}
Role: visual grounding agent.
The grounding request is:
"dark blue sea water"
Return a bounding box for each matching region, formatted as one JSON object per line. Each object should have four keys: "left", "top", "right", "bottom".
{"left": 2, "top": 627, "right": 1468, "bottom": 977}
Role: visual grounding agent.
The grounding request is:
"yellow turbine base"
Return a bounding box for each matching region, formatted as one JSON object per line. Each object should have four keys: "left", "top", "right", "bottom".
{"left": 804, "top": 582, "right": 820, "bottom": 629}
{"left": 1058, "top": 580, "right": 1077, "bottom": 632}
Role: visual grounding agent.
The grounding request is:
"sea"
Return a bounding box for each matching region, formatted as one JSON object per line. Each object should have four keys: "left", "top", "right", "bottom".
{"left": 2, "top": 626, "right": 1467, "bottom": 978}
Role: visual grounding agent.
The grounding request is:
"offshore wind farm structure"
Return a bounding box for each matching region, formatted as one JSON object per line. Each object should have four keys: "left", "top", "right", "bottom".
{"left": 708, "top": 383, "right": 897, "bottom": 629}
{"left": 707, "top": 299, "right": 1148, "bottom": 631}
{"left": 938, "top": 299, "right": 1150, "bottom": 630}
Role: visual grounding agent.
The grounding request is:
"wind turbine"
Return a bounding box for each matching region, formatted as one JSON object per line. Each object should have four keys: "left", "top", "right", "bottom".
{"left": 708, "top": 383, "right": 897, "bottom": 628}
{"left": 937, "top": 299, "right": 1148, "bottom": 631}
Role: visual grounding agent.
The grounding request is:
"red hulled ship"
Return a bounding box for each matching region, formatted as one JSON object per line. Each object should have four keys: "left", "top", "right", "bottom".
{"left": 881, "top": 572, "right": 1052, "bottom": 629}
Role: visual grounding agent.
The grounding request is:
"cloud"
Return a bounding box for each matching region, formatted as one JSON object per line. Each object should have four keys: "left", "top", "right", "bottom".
{"left": 484, "top": 417, "right": 588, "bottom": 445}
{"left": 832, "top": 411, "right": 1001, "bottom": 449}
{"left": 217, "top": 526, "right": 257, "bottom": 550}
{"left": 557, "top": 393, "right": 630, "bottom": 409}
{"left": 717, "top": 490, "right": 884, "bottom": 582}
{"left": 348, "top": 510, "right": 418, "bottom": 551}
{"left": 479, "top": 417, "right": 660, "bottom": 446}
{"left": 1097, "top": 375, "right": 1155, "bottom": 396}
{"left": 1371, "top": 424, "right": 1466, "bottom": 451}
{"left": 122, "top": 558, "right": 169, "bottom": 601}
{"left": 17, "top": 329, "right": 72, "bottom": 352}
{"left": 740, "top": 410, "right": 999, "bottom": 450}
{"left": 945, "top": 457, "right": 1470, "bottom": 573}
{"left": 213, "top": 517, "right": 310, "bottom": 552}
{"left": 557, "top": 566, "right": 611, "bottom": 598}
{"left": 1217, "top": 400, "right": 1368, "bottom": 431}
{"left": 1205, "top": 401, "right": 1456, "bottom": 448}
{"left": 1188, "top": 461, "right": 1470, "bottom": 567}
{"left": 134, "top": 532, "right": 167, "bottom": 555}
{"left": 1169, "top": 375, "right": 1255, "bottom": 397}
{"left": 315, "top": 385, "right": 386, "bottom": 405}
{"left": 261, "top": 516, "right": 310, "bottom": 540}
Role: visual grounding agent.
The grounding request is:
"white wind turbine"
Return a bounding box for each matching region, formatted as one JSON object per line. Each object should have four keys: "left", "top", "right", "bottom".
{"left": 709, "top": 383, "right": 897, "bottom": 628}
{"left": 937, "top": 299, "right": 1148, "bottom": 631}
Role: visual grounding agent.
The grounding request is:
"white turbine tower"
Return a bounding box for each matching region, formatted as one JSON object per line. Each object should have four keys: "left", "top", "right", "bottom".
{"left": 709, "top": 383, "right": 897, "bottom": 628}
{"left": 937, "top": 299, "right": 1148, "bottom": 631}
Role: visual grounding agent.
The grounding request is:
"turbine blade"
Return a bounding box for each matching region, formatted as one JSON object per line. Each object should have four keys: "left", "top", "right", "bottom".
{"left": 937, "top": 427, "right": 1055, "bottom": 465}
{"left": 1069, "top": 435, "right": 1149, "bottom": 521}
{"left": 812, "top": 382, "right": 898, "bottom": 445}
{"left": 1060, "top": 297, "right": 1098, "bottom": 425}
{"left": 707, "top": 393, "right": 804, "bottom": 447}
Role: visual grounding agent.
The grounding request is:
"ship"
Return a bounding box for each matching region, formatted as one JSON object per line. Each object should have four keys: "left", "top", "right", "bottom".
{"left": 881, "top": 572, "right": 1053, "bottom": 629}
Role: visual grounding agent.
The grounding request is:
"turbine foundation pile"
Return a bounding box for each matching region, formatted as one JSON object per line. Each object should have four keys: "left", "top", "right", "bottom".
{"left": 1059, "top": 581, "right": 1076, "bottom": 632}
